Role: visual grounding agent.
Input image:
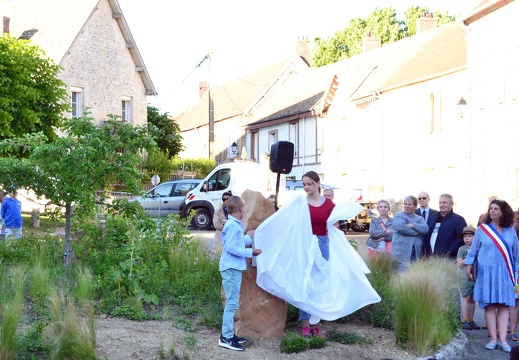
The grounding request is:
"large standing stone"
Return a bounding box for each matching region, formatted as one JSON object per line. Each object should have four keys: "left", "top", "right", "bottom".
{"left": 221, "top": 190, "right": 287, "bottom": 338}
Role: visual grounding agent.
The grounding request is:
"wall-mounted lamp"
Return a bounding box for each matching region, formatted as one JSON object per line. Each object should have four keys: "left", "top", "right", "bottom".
{"left": 228, "top": 141, "right": 238, "bottom": 159}
{"left": 457, "top": 97, "right": 467, "bottom": 118}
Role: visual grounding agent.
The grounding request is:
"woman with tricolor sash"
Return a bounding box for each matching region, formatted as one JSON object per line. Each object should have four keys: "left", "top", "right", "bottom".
{"left": 466, "top": 199, "right": 519, "bottom": 353}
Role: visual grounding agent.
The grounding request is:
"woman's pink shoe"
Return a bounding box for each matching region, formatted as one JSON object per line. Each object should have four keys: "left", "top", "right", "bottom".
{"left": 311, "top": 326, "right": 324, "bottom": 338}
{"left": 301, "top": 326, "right": 311, "bottom": 338}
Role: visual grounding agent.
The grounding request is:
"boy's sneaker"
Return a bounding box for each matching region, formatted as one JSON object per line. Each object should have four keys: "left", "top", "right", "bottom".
{"left": 461, "top": 321, "right": 472, "bottom": 330}
{"left": 218, "top": 334, "right": 244, "bottom": 351}
{"left": 233, "top": 334, "right": 247, "bottom": 344}
{"left": 469, "top": 321, "right": 481, "bottom": 330}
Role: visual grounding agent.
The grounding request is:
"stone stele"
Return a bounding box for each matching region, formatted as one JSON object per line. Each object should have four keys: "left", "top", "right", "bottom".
{"left": 221, "top": 189, "right": 287, "bottom": 338}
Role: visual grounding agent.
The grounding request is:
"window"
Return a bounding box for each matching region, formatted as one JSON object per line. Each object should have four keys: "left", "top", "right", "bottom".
{"left": 122, "top": 96, "right": 132, "bottom": 122}
{"left": 289, "top": 122, "right": 299, "bottom": 157}
{"left": 71, "top": 87, "right": 83, "bottom": 117}
{"left": 149, "top": 183, "right": 173, "bottom": 197}
{"left": 268, "top": 130, "right": 278, "bottom": 149}
{"left": 206, "top": 168, "right": 231, "bottom": 192}
{"left": 173, "top": 182, "right": 198, "bottom": 196}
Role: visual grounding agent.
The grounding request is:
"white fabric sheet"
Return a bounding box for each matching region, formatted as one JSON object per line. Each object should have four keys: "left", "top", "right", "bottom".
{"left": 254, "top": 194, "right": 381, "bottom": 321}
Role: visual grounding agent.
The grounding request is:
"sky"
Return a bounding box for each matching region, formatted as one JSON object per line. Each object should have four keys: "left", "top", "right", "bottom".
{"left": 117, "top": 0, "right": 478, "bottom": 116}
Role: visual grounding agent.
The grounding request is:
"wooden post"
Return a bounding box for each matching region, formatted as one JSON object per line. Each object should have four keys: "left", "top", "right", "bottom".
{"left": 31, "top": 208, "right": 40, "bottom": 228}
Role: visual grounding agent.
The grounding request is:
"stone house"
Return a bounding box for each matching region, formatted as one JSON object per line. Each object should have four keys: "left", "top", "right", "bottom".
{"left": 0, "top": 0, "right": 156, "bottom": 126}
{"left": 460, "top": 0, "right": 519, "bottom": 221}
{"left": 246, "top": 18, "right": 467, "bottom": 203}
{"left": 175, "top": 39, "right": 312, "bottom": 164}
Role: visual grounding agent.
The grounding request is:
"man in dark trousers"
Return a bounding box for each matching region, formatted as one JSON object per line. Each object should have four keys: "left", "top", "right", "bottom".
{"left": 424, "top": 193, "right": 467, "bottom": 258}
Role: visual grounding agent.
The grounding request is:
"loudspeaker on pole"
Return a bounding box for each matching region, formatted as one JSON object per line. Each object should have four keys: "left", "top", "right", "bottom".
{"left": 269, "top": 141, "right": 294, "bottom": 174}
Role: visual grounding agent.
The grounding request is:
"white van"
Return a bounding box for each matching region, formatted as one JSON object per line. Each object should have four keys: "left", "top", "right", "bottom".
{"left": 178, "top": 162, "right": 276, "bottom": 230}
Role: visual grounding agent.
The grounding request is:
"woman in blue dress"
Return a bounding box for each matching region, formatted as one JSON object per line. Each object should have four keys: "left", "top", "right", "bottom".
{"left": 466, "top": 199, "right": 519, "bottom": 353}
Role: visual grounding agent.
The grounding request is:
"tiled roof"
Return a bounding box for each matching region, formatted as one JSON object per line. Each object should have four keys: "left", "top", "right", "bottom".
{"left": 247, "top": 21, "right": 466, "bottom": 128}
{"left": 246, "top": 64, "right": 337, "bottom": 128}
{"left": 0, "top": 0, "right": 156, "bottom": 95}
{"left": 175, "top": 57, "right": 308, "bottom": 131}
{"left": 343, "top": 22, "right": 466, "bottom": 100}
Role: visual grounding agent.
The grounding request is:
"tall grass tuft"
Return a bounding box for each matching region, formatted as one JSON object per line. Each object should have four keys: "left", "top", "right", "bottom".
{"left": 351, "top": 254, "right": 397, "bottom": 328}
{"left": 0, "top": 302, "right": 24, "bottom": 360}
{"left": 46, "top": 290, "right": 98, "bottom": 360}
{"left": 9, "top": 265, "right": 27, "bottom": 304}
{"left": 73, "top": 266, "right": 94, "bottom": 307}
{"left": 392, "top": 257, "right": 458, "bottom": 356}
{"left": 0, "top": 266, "right": 27, "bottom": 359}
{"left": 30, "top": 263, "right": 53, "bottom": 299}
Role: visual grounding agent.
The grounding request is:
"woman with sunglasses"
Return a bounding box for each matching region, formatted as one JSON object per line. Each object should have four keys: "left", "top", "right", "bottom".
{"left": 211, "top": 191, "right": 233, "bottom": 256}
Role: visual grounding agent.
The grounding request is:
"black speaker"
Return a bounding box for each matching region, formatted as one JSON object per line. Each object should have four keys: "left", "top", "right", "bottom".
{"left": 269, "top": 141, "right": 294, "bottom": 174}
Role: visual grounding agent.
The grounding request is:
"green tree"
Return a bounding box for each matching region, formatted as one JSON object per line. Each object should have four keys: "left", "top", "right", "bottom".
{"left": 147, "top": 106, "right": 183, "bottom": 158}
{"left": 0, "top": 113, "right": 157, "bottom": 266}
{"left": 312, "top": 6, "right": 456, "bottom": 67}
{"left": 0, "top": 34, "right": 69, "bottom": 142}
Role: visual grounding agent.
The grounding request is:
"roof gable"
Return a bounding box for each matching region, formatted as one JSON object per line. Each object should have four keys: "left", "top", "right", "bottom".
{"left": 247, "top": 65, "right": 338, "bottom": 128}
{"left": 0, "top": 0, "right": 156, "bottom": 95}
{"left": 175, "top": 57, "right": 309, "bottom": 131}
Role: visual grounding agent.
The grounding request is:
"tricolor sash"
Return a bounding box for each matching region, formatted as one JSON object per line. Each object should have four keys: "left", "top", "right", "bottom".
{"left": 480, "top": 223, "right": 516, "bottom": 287}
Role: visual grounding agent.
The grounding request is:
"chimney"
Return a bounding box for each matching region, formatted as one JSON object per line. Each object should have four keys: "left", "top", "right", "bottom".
{"left": 199, "top": 81, "right": 208, "bottom": 98}
{"left": 363, "top": 32, "right": 381, "bottom": 52}
{"left": 3, "top": 16, "right": 10, "bottom": 34}
{"left": 416, "top": 12, "right": 437, "bottom": 33}
{"left": 296, "top": 36, "right": 312, "bottom": 66}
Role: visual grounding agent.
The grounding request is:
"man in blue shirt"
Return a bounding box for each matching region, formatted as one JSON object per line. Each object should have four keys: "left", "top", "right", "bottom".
{"left": 1, "top": 185, "right": 22, "bottom": 242}
{"left": 218, "top": 196, "right": 262, "bottom": 351}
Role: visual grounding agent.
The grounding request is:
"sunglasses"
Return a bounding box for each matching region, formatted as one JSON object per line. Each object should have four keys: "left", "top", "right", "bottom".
{"left": 418, "top": 197, "right": 427, "bottom": 200}
{"left": 223, "top": 198, "right": 230, "bottom": 201}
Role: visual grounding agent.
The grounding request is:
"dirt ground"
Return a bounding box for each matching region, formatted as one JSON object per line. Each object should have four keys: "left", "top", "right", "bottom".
{"left": 95, "top": 316, "right": 422, "bottom": 360}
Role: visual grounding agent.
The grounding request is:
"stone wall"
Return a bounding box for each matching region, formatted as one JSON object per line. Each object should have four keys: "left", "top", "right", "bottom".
{"left": 59, "top": 0, "right": 147, "bottom": 126}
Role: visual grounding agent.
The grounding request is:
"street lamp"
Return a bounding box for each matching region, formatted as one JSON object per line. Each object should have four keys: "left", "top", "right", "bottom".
{"left": 457, "top": 97, "right": 467, "bottom": 118}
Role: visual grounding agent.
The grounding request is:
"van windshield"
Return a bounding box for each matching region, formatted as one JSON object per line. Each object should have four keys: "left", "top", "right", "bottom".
{"left": 207, "top": 168, "right": 231, "bottom": 192}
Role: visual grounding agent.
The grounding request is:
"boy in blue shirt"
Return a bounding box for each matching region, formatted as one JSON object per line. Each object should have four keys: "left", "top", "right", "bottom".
{"left": 218, "top": 196, "right": 262, "bottom": 351}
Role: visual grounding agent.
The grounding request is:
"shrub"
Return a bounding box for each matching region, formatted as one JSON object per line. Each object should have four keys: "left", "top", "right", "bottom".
{"left": 327, "top": 329, "right": 373, "bottom": 345}
{"left": 280, "top": 332, "right": 308, "bottom": 353}
{"left": 308, "top": 336, "right": 327, "bottom": 349}
{"left": 170, "top": 157, "right": 216, "bottom": 178}
{"left": 392, "top": 257, "right": 458, "bottom": 356}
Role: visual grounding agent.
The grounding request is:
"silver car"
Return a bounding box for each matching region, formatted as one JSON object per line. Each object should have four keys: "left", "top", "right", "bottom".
{"left": 135, "top": 179, "right": 201, "bottom": 217}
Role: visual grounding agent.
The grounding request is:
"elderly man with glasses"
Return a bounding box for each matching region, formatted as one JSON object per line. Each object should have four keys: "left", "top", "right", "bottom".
{"left": 415, "top": 191, "right": 438, "bottom": 223}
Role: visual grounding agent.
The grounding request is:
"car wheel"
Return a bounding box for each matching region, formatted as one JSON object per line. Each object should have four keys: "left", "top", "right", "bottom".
{"left": 192, "top": 208, "right": 212, "bottom": 230}
{"left": 351, "top": 222, "right": 367, "bottom": 232}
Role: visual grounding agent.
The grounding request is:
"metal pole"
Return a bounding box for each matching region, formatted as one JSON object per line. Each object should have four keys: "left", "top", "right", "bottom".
{"left": 208, "top": 50, "right": 214, "bottom": 159}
